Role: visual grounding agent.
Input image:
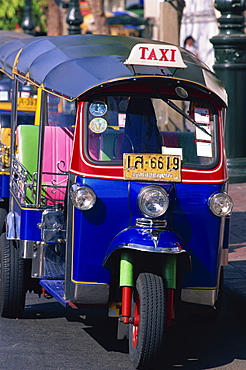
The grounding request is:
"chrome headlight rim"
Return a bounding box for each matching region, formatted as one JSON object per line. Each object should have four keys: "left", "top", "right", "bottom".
{"left": 208, "top": 192, "right": 233, "bottom": 217}
{"left": 70, "top": 184, "right": 96, "bottom": 211}
{"left": 138, "top": 185, "right": 169, "bottom": 218}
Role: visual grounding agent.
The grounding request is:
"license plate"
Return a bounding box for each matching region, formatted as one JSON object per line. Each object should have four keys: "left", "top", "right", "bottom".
{"left": 123, "top": 153, "right": 181, "bottom": 182}
{"left": 17, "top": 97, "right": 37, "bottom": 111}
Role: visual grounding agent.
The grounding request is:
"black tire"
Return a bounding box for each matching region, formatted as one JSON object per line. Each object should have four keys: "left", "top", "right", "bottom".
{"left": 129, "top": 272, "right": 165, "bottom": 369}
{"left": 0, "top": 233, "right": 27, "bottom": 318}
{"left": 0, "top": 206, "right": 7, "bottom": 234}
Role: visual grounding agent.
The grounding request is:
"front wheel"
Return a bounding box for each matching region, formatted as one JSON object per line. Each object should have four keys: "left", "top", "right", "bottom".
{"left": 0, "top": 233, "right": 28, "bottom": 318}
{"left": 129, "top": 272, "right": 166, "bottom": 369}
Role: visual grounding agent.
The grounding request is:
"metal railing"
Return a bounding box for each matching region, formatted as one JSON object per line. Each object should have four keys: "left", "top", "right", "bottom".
{"left": 11, "top": 156, "right": 68, "bottom": 207}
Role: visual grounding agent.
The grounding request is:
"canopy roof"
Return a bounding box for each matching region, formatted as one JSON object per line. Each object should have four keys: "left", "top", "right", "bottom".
{"left": 0, "top": 34, "right": 227, "bottom": 105}
{"left": 0, "top": 31, "right": 32, "bottom": 46}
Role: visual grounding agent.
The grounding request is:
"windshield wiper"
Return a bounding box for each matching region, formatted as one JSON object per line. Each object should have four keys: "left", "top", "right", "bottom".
{"left": 155, "top": 91, "right": 212, "bottom": 138}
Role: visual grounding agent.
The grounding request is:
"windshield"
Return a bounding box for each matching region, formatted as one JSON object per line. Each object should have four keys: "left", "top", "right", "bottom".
{"left": 47, "top": 94, "right": 76, "bottom": 127}
{"left": 86, "top": 95, "right": 218, "bottom": 169}
{"left": 0, "top": 77, "right": 37, "bottom": 128}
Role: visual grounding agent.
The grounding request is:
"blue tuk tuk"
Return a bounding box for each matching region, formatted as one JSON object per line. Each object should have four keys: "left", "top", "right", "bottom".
{"left": 0, "top": 34, "right": 233, "bottom": 369}
{"left": 0, "top": 32, "right": 36, "bottom": 233}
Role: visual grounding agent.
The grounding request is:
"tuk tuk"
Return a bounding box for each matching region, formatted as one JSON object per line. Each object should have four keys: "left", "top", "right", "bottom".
{"left": 0, "top": 34, "right": 233, "bottom": 369}
{"left": 0, "top": 31, "right": 36, "bottom": 232}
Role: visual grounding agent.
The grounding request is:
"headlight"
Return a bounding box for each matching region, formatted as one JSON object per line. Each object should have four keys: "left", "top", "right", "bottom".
{"left": 70, "top": 184, "right": 96, "bottom": 211}
{"left": 138, "top": 186, "right": 169, "bottom": 218}
{"left": 209, "top": 192, "right": 233, "bottom": 216}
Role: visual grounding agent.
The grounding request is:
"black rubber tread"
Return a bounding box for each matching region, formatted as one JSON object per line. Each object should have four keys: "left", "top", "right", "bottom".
{"left": 0, "top": 208, "right": 7, "bottom": 234}
{"left": 0, "top": 233, "right": 26, "bottom": 318}
{"left": 129, "top": 272, "right": 165, "bottom": 369}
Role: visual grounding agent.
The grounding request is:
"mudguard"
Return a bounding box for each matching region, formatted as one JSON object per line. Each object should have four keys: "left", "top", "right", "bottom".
{"left": 6, "top": 211, "right": 20, "bottom": 239}
{"left": 103, "top": 227, "right": 187, "bottom": 266}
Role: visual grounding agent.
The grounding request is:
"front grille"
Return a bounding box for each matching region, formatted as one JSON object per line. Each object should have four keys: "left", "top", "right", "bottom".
{"left": 136, "top": 218, "right": 167, "bottom": 229}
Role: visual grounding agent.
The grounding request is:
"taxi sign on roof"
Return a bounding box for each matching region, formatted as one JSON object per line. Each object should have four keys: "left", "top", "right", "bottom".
{"left": 124, "top": 43, "right": 187, "bottom": 69}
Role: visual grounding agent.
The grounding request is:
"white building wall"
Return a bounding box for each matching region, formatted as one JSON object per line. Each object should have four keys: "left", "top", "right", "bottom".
{"left": 144, "top": 0, "right": 162, "bottom": 40}
{"left": 144, "top": 0, "right": 219, "bottom": 69}
{"left": 180, "top": 0, "right": 219, "bottom": 69}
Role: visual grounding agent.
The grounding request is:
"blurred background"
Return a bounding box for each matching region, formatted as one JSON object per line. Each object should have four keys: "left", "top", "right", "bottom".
{"left": 0, "top": 0, "right": 220, "bottom": 69}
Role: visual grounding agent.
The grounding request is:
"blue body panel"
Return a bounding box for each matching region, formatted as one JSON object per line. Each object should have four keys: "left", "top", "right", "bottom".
{"left": 104, "top": 228, "right": 186, "bottom": 263}
{"left": 0, "top": 174, "right": 10, "bottom": 199}
{"left": 72, "top": 177, "right": 129, "bottom": 284}
{"left": 10, "top": 175, "right": 228, "bottom": 292}
{"left": 71, "top": 177, "right": 227, "bottom": 290}
{"left": 173, "top": 183, "right": 224, "bottom": 288}
{"left": 12, "top": 197, "right": 42, "bottom": 241}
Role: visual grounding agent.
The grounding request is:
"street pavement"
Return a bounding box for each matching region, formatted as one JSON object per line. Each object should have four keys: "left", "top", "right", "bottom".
{"left": 225, "top": 182, "right": 246, "bottom": 318}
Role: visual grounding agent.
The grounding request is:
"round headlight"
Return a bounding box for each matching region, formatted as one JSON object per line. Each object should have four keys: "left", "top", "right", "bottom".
{"left": 138, "top": 186, "right": 169, "bottom": 218}
{"left": 209, "top": 192, "right": 233, "bottom": 217}
{"left": 70, "top": 184, "right": 96, "bottom": 211}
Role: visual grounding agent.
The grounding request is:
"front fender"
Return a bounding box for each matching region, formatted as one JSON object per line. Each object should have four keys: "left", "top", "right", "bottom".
{"left": 103, "top": 227, "right": 187, "bottom": 266}
{"left": 6, "top": 211, "right": 20, "bottom": 240}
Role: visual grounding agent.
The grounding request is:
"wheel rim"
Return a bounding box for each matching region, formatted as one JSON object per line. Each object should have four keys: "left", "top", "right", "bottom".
{"left": 132, "top": 295, "right": 140, "bottom": 348}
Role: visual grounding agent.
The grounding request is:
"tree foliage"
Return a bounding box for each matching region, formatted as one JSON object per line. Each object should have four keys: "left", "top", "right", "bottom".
{"left": 0, "top": 0, "right": 24, "bottom": 30}
{"left": 0, "top": 0, "right": 48, "bottom": 32}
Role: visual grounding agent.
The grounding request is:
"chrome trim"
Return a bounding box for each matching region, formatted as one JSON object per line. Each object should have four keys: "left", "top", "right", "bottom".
{"left": 73, "top": 283, "right": 109, "bottom": 304}
{"left": 11, "top": 156, "right": 68, "bottom": 207}
{"left": 118, "top": 243, "right": 186, "bottom": 254}
{"left": 20, "top": 240, "right": 35, "bottom": 259}
{"left": 138, "top": 185, "right": 169, "bottom": 218}
{"left": 31, "top": 241, "right": 45, "bottom": 278}
{"left": 208, "top": 191, "right": 233, "bottom": 217}
{"left": 136, "top": 218, "right": 167, "bottom": 228}
{"left": 181, "top": 288, "right": 216, "bottom": 306}
{"left": 221, "top": 248, "right": 228, "bottom": 266}
{"left": 39, "top": 206, "right": 66, "bottom": 243}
